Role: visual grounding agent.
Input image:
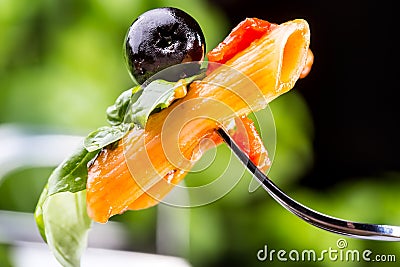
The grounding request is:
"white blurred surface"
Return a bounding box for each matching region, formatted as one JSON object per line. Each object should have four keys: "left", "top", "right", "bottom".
{"left": 11, "top": 242, "right": 192, "bottom": 267}
{"left": 0, "top": 209, "right": 192, "bottom": 267}
{"left": 0, "top": 210, "right": 130, "bottom": 249}
{"left": 0, "top": 124, "right": 83, "bottom": 179}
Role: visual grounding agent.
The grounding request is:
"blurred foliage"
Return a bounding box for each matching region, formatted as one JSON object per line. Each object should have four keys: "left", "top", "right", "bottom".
{"left": 0, "top": 244, "right": 13, "bottom": 267}
{"left": 0, "top": 0, "right": 228, "bottom": 132}
{"left": 0, "top": 168, "right": 51, "bottom": 212}
{"left": 1, "top": 0, "right": 399, "bottom": 267}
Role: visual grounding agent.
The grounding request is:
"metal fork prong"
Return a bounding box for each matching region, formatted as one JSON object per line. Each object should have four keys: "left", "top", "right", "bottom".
{"left": 217, "top": 128, "right": 400, "bottom": 241}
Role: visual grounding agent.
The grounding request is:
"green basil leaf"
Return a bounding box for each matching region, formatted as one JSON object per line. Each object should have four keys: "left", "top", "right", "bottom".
{"left": 35, "top": 144, "right": 96, "bottom": 267}
{"left": 34, "top": 184, "right": 48, "bottom": 242}
{"left": 47, "top": 145, "right": 99, "bottom": 195}
{"left": 42, "top": 190, "right": 91, "bottom": 267}
{"left": 127, "top": 73, "right": 204, "bottom": 128}
{"left": 106, "top": 86, "right": 141, "bottom": 126}
{"left": 128, "top": 79, "right": 177, "bottom": 128}
{"left": 84, "top": 123, "right": 131, "bottom": 152}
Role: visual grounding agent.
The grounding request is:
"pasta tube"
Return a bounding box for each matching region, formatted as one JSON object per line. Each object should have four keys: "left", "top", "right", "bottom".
{"left": 87, "top": 19, "right": 310, "bottom": 223}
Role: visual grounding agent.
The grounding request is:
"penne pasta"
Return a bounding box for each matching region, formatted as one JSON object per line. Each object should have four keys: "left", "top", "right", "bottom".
{"left": 86, "top": 19, "right": 310, "bottom": 223}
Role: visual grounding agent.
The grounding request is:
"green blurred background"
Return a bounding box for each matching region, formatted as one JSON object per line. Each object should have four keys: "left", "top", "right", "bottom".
{"left": 1, "top": 0, "right": 399, "bottom": 266}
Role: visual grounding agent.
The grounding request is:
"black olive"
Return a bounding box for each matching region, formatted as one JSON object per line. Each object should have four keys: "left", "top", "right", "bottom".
{"left": 124, "top": 7, "right": 206, "bottom": 84}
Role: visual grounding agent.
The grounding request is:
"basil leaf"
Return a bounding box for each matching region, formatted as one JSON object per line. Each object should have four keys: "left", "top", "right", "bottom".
{"left": 84, "top": 123, "right": 131, "bottom": 152}
{"left": 35, "top": 144, "right": 96, "bottom": 267}
{"left": 128, "top": 74, "right": 204, "bottom": 128}
{"left": 42, "top": 190, "right": 91, "bottom": 267}
{"left": 128, "top": 80, "right": 177, "bottom": 127}
{"left": 47, "top": 145, "right": 99, "bottom": 195}
{"left": 34, "top": 184, "right": 48, "bottom": 242}
{"left": 106, "top": 86, "right": 141, "bottom": 126}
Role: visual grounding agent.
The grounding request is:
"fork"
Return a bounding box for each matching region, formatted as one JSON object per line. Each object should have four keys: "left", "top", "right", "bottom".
{"left": 217, "top": 128, "right": 400, "bottom": 241}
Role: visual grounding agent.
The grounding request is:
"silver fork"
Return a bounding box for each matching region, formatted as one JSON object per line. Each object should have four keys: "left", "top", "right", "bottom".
{"left": 217, "top": 128, "right": 400, "bottom": 241}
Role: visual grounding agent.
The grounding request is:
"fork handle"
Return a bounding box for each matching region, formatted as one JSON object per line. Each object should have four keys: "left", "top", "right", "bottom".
{"left": 217, "top": 127, "right": 400, "bottom": 241}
